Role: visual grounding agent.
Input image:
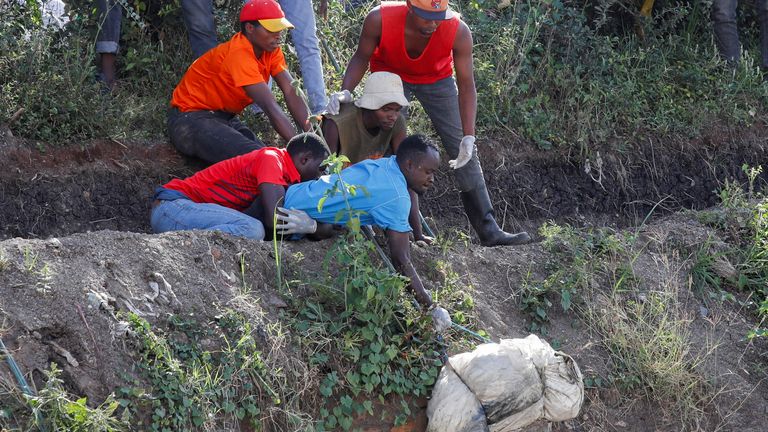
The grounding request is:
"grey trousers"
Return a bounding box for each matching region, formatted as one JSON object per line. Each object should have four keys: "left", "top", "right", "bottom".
{"left": 402, "top": 77, "right": 484, "bottom": 192}
{"left": 712, "top": 0, "right": 768, "bottom": 68}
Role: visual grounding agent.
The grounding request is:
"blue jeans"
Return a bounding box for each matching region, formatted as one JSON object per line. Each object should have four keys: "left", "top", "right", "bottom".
{"left": 98, "top": 0, "right": 218, "bottom": 58}
{"left": 96, "top": 0, "right": 121, "bottom": 54}
{"left": 280, "top": 0, "right": 328, "bottom": 114}
{"left": 181, "top": 0, "right": 218, "bottom": 58}
{"left": 712, "top": 0, "right": 768, "bottom": 67}
{"left": 402, "top": 77, "right": 484, "bottom": 192}
{"left": 151, "top": 198, "right": 265, "bottom": 240}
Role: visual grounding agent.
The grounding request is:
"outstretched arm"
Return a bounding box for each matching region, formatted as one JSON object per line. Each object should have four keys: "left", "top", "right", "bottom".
{"left": 387, "top": 229, "right": 432, "bottom": 307}
{"left": 274, "top": 70, "right": 310, "bottom": 133}
{"left": 341, "top": 8, "right": 382, "bottom": 93}
{"left": 244, "top": 82, "right": 298, "bottom": 142}
{"left": 452, "top": 22, "right": 477, "bottom": 137}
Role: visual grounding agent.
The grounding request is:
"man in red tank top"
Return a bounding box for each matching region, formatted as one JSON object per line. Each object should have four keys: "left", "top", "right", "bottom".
{"left": 327, "top": 0, "right": 530, "bottom": 247}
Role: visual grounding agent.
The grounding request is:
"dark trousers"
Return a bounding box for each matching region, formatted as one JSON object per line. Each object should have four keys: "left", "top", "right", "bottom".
{"left": 168, "top": 108, "right": 265, "bottom": 164}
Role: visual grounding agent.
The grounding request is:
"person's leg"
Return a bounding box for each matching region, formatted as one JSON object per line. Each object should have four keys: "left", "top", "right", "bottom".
{"left": 405, "top": 78, "right": 529, "bottom": 247}
{"left": 280, "top": 0, "right": 328, "bottom": 114}
{"left": 757, "top": 0, "right": 768, "bottom": 68}
{"left": 168, "top": 109, "right": 265, "bottom": 164}
{"left": 180, "top": 0, "right": 218, "bottom": 59}
{"left": 151, "top": 199, "right": 265, "bottom": 240}
{"left": 96, "top": 0, "right": 121, "bottom": 89}
{"left": 404, "top": 78, "right": 482, "bottom": 192}
{"left": 711, "top": 0, "right": 741, "bottom": 65}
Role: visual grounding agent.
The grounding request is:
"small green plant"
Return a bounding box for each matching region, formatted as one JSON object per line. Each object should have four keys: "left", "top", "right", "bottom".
{"left": 25, "top": 363, "right": 128, "bottom": 431}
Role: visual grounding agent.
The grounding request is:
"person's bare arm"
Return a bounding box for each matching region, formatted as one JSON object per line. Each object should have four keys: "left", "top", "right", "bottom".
{"left": 341, "top": 8, "right": 382, "bottom": 93}
{"left": 274, "top": 70, "right": 310, "bottom": 132}
{"left": 387, "top": 229, "right": 432, "bottom": 307}
{"left": 390, "top": 125, "right": 406, "bottom": 153}
{"left": 407, "top": 190, "right": 429, "bottom": 243}
{"left": 244, "top": 82, "right": 298, "bottom": 142}
{"left": 452, "top": 22, "right": 477, "bottom": 137}
{"left": 321, "top": 117, "right": 341, "bottom": 155}
{"left": 257, "top": 183, "right": 287, "bottom": 234}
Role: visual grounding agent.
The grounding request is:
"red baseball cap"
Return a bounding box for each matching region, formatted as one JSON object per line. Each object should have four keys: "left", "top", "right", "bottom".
{"left": 410, "top": 0, "right": 455, "bottom": 20}
{"left": 240, "top": 0, "right": 294, "bottom": 32}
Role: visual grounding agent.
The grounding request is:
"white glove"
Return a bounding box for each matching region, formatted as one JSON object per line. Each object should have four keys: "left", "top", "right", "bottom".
{"left": 431, "top": 307, "right": 452, "bottom": 334}
{"left": 449, "top": 135, "right": 476, "bottom": 169}
{"left": 325, "top": 90, "right": 353, "bottom": 115}
{"left": 275, "top": 207, "right": 317, "bottom": 234}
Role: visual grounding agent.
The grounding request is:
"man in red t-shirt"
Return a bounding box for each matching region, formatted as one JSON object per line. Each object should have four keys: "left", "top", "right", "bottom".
{"left": 151, "top": 133, "right": 329, "bottom": 240}
{"left": 168, "top": 0, "right": 311, "bottom": 164}
{"left": 327, "top": 0, "right": 530, "bottom": 247}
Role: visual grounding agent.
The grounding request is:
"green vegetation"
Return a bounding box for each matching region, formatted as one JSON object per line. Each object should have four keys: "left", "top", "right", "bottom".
{"left": 279, "top": 153, "right": 476, "bottom": 430}
{"left": 2, "top": 0, "right": 766, "bottom": 151}
{"left": 522, "top": 221, "right": 715, "bottom": 426}
{"left": 1, "top": 363, "right": 128, "bottom": 431}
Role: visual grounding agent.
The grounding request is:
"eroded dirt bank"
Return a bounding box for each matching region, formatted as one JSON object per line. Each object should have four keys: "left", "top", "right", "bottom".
{"left": 0, "top": 216, "right": 766, "bottom": 430}
{"left": 1, "top": 125, "right": 766, "bottom": 240}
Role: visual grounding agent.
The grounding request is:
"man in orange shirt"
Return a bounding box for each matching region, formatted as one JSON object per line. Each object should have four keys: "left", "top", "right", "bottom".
{"left": 168, "top": 0, "right": 311, "bottom": 164}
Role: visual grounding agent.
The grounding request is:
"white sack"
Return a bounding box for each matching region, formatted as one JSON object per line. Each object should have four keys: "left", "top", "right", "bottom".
{"left": 426, "top": 364, "right": 489, "bottom": 432}
{"left": 449, "top": 342, "right": 543, "bottom": 423}
{"left": 542, "top": 351, "right": 584, "bottom": 421}
{"left": 488, "top": 398, "right": 544, "bottom": 432}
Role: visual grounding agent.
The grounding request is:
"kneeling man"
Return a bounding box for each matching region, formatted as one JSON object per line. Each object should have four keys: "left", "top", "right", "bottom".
{"left": 151, "top": 133, "right": 329, "bottom": 240}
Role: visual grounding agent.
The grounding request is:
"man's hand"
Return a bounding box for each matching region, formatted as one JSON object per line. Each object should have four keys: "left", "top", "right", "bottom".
{"left": 449, "top": 135, "right": 476, "bottom": 169}
{"left": 325, "top": 90, "right": 353, "bottom": 115}
{"left": 413, "top": 235, "right": 435, "bottom": 248}
{"left": 431, "top": 307, "right": 452, "bottom": 333}
{"left": 275, "top": 207, "right": 317, "bottom": 234}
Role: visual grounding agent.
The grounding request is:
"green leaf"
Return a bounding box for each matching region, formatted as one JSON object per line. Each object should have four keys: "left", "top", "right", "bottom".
{"left": 561, "top": 289, "right": 572, "bottom": 311}
{"left": 317, "top": 195, "right": 328, "bottom": 213}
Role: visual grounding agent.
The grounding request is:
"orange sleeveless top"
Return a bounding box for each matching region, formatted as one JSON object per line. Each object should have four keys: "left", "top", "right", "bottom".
{"left": 369, "top": 2, "right": 459, "bottom": 85}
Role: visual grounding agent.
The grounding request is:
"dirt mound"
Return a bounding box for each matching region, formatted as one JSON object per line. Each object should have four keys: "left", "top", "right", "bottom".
{"left": 1, "top": 129, "right": 767, "bottom": 430}
{"left": 1, "top": 213, "right": 766, "bottom": 430}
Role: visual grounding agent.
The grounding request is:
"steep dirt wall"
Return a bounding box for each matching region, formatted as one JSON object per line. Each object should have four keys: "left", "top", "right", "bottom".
{"left": 1, "top": 129, "right": 766, "bottom": 240}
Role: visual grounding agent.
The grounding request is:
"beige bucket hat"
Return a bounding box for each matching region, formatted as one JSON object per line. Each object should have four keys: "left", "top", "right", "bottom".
{"left": 354, "top": 72, "right": 411, "bottom": 110}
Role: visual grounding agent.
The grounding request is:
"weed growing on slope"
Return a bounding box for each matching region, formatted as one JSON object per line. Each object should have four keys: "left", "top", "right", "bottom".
{"left": 121, "top": 311, "right": 278, "bottom": 431}
{"left": 17, "top": 363, "right": 128, "bottom": 431}
{"left": 701, "top": 165, "right": 768, "bottom": 339}
{"left": 521, "top": 222, "right": 636, "bottom": 332}
{"left": 284, "top": 153, "right": 477, "bottom": 430}
{"left": 528, "top": 220, "right": 717, "bottom": 427}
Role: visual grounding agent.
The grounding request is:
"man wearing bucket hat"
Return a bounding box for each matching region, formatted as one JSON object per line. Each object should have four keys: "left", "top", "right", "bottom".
{"left": 321, "top": 71, "right": 433, "bottom": 243}
{"left": 168, "top": 0, "right": 311, "bottom": 165}
{"left": 328, "top": 0, "right": 531, "bottom": 247}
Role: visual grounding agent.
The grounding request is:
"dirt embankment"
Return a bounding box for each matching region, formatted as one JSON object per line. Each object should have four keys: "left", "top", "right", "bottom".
{"left": 0, "top": 217, "right": 766, "bottom": 430}
{"left": 0, "top": 124, "right": 766, "bottom": 241}
{"left": 0, "top": 127, "right": 767, "bottom": 431}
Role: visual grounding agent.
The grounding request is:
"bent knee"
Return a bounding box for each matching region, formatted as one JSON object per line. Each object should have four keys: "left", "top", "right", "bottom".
{"left": 233, "top": 221, "right": 265, "bottom": 240}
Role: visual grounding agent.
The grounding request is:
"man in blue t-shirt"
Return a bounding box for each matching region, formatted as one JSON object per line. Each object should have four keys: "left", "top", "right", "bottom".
{"left": 278, "top": 134, "right": 440, "bottom": 311}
